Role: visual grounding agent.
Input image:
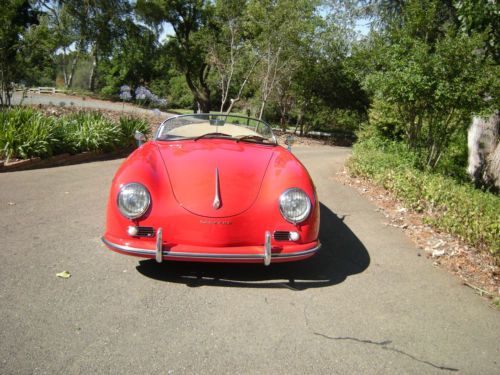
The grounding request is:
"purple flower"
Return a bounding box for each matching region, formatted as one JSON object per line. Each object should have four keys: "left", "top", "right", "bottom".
{"left": 119, "top": 85, "right": 132, "bottom": 101}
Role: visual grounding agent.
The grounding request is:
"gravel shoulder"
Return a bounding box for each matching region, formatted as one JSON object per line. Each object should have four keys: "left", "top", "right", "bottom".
{"left": 337, "top": 169, "right": 500, "bottom": 306}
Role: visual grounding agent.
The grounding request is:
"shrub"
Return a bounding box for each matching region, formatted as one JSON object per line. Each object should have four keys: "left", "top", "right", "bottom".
{"left": 119, "top": 116, "right": 150, "bottom": 147}
{"left": 0, "top": 108, "right": 57, "bottom": 161}
{"left": 57, "top": 112, "right": 121, "bottom": 153}
{"left": 167, "top": 75, "right": 195, "bottom": 109}
{"left": 0, "top": 108, "right": 152, "bottom": 161}
{"left": 363, "top": 0, "right": 498, "bottom": 172}
{"left": 348, "top": 138, "right": 500, "bottom": 260}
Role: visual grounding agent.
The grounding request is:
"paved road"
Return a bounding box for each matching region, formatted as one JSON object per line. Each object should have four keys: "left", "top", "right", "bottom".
{"left": 11, "top": 91, "right": 172, "bottom": 118}
{"left": 0, "top": 146, "right": 498, "bottom": 374}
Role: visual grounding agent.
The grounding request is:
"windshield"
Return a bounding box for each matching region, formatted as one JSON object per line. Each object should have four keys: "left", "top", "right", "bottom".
{"left": 155, "top": 114, "right": 276, "bottom": 144}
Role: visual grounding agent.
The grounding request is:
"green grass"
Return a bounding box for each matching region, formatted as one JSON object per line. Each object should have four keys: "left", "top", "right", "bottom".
{"left": 347, "top": 138, "right": 500, "bottom": 262}
{"left": 168, "top": 108, "right": 193, "bottom": 115}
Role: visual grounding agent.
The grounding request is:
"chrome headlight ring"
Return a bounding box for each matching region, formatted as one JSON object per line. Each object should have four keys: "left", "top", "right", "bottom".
{"left": 279, "top": 187, "right": 312, "bottom": 224}
{"left": 117, "top": 182, "right": 151, "bottom": 219}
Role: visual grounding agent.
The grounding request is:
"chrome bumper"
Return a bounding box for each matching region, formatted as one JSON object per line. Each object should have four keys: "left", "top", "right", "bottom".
{"left": 102, "top": 229, "right": 320, "bottom": 266}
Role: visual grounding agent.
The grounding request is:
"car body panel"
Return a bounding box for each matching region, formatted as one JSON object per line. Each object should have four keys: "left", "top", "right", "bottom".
{"left": 103, "top": 115, "right": 320, "bottom": 265}
{"left": 156, "top": 139, "right": 274, "bottom": 217}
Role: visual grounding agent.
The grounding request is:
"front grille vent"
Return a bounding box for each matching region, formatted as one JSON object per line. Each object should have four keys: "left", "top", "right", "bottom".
{"left": 274, "top": 231, "right": 290, "bottom": 241}
{"left": 137, "top": 226, "right": 155, "bottom": 237}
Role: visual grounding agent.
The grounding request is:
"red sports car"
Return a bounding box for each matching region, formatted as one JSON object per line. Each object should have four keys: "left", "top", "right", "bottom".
{"left": 102, "top": 114, "right": 320, "bottom": 265}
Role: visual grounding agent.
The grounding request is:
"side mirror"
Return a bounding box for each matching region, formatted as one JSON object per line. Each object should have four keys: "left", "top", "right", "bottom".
{"left": 134, "top": 131, "right": 146, "bottom": 147}
{"left": 285, "top": 135, "right": 295, "bottom": 152}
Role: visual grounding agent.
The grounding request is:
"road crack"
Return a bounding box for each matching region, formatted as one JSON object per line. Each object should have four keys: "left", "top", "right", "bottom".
{"left": 303, "top": 305, "right": 458, "bottom": 372}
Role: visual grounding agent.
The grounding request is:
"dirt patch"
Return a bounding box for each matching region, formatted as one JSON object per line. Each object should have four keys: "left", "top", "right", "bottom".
{"left": 337, "top": 169, "right": 500, "bottom": 307}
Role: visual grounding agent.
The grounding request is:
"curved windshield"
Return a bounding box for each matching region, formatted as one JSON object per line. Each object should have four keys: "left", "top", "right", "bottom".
{"left": 155, "top": 114, "right": 276, "bottom": 144}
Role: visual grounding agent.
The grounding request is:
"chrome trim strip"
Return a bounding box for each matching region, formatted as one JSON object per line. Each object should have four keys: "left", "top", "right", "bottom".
{"left": 102, "top": 237, "right": 321, "bottom": 260}
{"left": 264, "top": 231, "right": 271, "bottom": 266}
{"left": 155, "top": 228, "right": 163, "bottom": 263}
{"left": 213, "top": 167, "right": 221, "bottom": 209}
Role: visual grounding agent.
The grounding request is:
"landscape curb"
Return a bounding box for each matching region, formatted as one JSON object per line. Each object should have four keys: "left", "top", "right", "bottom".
{"left": 0, "top": 147, "right": 134, "bottom": 173}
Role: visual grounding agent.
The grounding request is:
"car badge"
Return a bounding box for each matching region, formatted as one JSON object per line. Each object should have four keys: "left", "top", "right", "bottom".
{"left": 213, "top": 167, "right": 221, "bottom": 209}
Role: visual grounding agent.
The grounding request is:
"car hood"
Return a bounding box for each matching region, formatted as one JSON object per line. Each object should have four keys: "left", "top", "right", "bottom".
{"left": 156, "top": 140, "right": 275, "bottom": 218}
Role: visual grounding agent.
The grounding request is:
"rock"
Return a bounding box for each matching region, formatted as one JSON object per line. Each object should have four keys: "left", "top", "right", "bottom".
{"left": 432, "top": 249, "right": 445, "bottom": 258}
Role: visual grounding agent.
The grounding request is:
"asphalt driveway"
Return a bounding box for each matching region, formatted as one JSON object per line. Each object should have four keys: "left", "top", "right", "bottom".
{"left": 0, "top": 146, "right": 498, "bottom": 374}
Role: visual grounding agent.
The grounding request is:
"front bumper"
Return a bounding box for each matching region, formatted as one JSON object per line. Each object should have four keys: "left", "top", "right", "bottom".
{"left": 102, "top": 229, "right": 320, "bottom": 265}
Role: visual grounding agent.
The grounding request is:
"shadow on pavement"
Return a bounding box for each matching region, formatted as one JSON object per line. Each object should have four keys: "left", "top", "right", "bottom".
{"left": 136, "top": 203, "right": 370, "bottom": 290}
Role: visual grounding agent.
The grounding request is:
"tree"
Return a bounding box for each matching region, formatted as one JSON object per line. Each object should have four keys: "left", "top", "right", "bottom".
{"left": 99, "top": 18, "right": 163, "bottom": 96}
{"left": 208, "top": 0, "right": 258, "bottom": 113}
{"left": 0, "top": 0, "right": 38, "bottom": 105}
{"left": 38, "top": 0, "right": 81, "bottom": 88}
{"left": 75, "top": 0, "right": 130, "bottom": 91}
{"left": 364, "top": 0, "right": 497, "bottom": 168}
{"left": 19, "top": 13, "right": 58, "bottom": 87}
{"left": 271, "top": 2, "right": 368, "bottom": 133}
{"left": 455, "top": 0, "right": 499, "bottom": 63}
{"left": 137, "top": 0, "right": 215, "bottom": 112}
{"left": 43, "top": 0, "right": 131, "bottom": 91}
{"left": 246, "top": 0, "right": 318, "bottom": 119}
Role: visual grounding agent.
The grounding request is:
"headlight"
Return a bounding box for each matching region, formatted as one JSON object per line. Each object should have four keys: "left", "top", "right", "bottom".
{"left": 279, "top": 188, "right": 312, "bottom": 224}
{"left": 117, "top": 183, "right": 151, "bottom": 219}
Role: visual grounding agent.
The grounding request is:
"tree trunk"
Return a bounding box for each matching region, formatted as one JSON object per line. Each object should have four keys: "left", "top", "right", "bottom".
{"left": 258, "top": 100, "right": 267, "bottom": 120}
{"left": 67, "top": 55, "right": 78, "bottom": 89}
{"left": 88, "top": 46, "right": 98, "bottom": 91}
{"left": 226, "top": 98, "right": 238, "bottom": 114}
{"left": 280, "top": 109, "right": 286, "bottom": 130}
{"left": 226, "top": 58, "right": 260, "bottom": 115}
{"left": 0, "top": 77, "right": 12, "bottom": 107}
{"left": 198, "top": 96, "right": 211, "bottom": 113}
{"left": 61, "top": 48, "right": 69, "bottom": 87}
{"left": 0, "top": 70, "right": 4, "bottom": 106}
{"left": 185, "top": 66, "right": 211, "bottom": 113}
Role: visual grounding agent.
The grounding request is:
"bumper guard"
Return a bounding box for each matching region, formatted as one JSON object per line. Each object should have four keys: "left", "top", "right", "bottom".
{"left": 102, "top": 228, "right": 320, "bottom": 266}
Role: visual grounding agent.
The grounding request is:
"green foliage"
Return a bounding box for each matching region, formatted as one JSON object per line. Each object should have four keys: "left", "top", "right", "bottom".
{"left": 363, "top": 0, "right": 498, "bottom": 173}
{"left": 455, "top": 0, "right": 499, "bottom": 63}
{"left": 136, "top": 0, "right": 215, "bottom": 112}
{"left": 348, "top": 138, "right": 500, "bottom": 261}
{"left": 0, "top": 0, "right": 38, "bottom": 105}
{"left": 98, "top": 18, "right": 165, "bottom": 98}
{"left": 366, "top": 98, "right": 405, "bottom": 140}
{"left": 57, "top": 112, "right": 121, "bottom": 153}
{"left": 119, "top": 116, "right": 150, "bottom": 147}
{"left": 0, "top": 108, "right": 150, "bottom": 160}
{"left": 18, "top": 14, "right": 58, "bottom": 87}
{"left": 69, "top": 57, "right": 94, "bottom": 90}
{"left": 167, "top": 75, "right": 195, "bottom": 109}
{"left": 0, "top": 107, "right": 56, "bottom": 161}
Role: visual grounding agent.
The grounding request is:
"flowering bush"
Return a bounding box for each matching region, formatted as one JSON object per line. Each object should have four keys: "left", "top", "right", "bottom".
{"left": 119, "top": 85, "right": 132, "bottom": 101}
{"left": 134, "top": 86, "right": 167, "bottom": 107}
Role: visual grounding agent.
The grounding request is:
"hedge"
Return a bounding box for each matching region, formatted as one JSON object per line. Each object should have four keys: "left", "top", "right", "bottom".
{"left": 347, "top": 138, "right": 499, "bottom": 261}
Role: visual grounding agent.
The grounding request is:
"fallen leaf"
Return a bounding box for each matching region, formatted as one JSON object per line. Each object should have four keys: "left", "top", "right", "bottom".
{"left": 56, "top": 271, "right": 71, "bottom": 279}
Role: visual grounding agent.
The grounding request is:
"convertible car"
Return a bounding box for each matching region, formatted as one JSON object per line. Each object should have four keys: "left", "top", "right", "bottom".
{"left": 102, "top": 114, "right": 320, "bottom": 265}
